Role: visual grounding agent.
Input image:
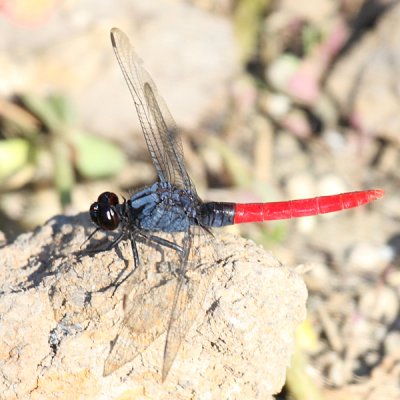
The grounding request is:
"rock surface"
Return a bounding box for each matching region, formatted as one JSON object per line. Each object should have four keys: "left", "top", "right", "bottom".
{"left": 0, "top": 213, "right": 307, "bottom": 399}
{"left": 326, "top": 2, "right": 400, "bottom": 144}
{"left": 0, "top": 0, "right": 236, "bottom": 137}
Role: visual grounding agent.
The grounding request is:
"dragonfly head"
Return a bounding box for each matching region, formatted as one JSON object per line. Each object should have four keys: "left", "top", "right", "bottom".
{"left": 90, "top": 191, "right": 120, "bottom": 231}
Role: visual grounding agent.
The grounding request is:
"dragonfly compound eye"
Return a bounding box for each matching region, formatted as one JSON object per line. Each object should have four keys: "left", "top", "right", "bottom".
{"left": 89, "top": 202, "right": 100, "bottom": 226}
{"left": 97, "top": 191, "right": 119, "bottom": 206}
{"left": 90, "top": 202, "right": 120, "bottom": 231}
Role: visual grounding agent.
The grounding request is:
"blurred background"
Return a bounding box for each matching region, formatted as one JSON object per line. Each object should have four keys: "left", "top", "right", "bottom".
{"left": 0, "top": 0, "right": 398, "bottom": 398}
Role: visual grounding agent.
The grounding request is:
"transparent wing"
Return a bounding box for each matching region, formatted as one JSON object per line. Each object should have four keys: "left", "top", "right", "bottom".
{"left": 110, "top": 27, "right": 196, "bottom": 193}
{"left": 103, "top": 263, "right": 175, "bottom": 376}
{"left": 162, "top": 225, "right": 217, "bottom": 380}
{"left": 103, "top": 225, "right": 217, "bottom": 380}
{"left": 103, "top": 231, "right": 181, "bottom": 376}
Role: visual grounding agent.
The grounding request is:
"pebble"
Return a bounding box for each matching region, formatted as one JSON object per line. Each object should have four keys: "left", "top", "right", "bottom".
{"left": 303, "top": 261, "right": 331, "bottom": 292}
{"left": 317, "top": 174, "right": 347, "bottom": 197}
{"left": 323, "top": 129, "right": 347, "bottom": 153}
{"left": 384, "top": 331, "right": 400, "bottom": 355}
{"left": 347, "top": 242, "right": 394, "bottom": 273}
{"left": 327, "top": 355, "right": 345, "bottom": 386}
{"left": 266, "top": 54, "right": 299, "bottom": 93}
{"left": 359, "top": 286, "right": 399, "bottom": 325}
{"left": 364, "top": 350, "right": 381, "bottom": 367}
{"left": 261, "top": 92, "right": 291, "bottom": 119}
{"left": 286, "top": 172, "right": 317, "bottom": 233}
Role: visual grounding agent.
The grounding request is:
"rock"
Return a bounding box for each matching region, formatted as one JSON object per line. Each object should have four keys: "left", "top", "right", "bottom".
{"left": 0, "top": 0, "right": 236, "bottom": 137}
{"left": 286, "top": 172, "right": 317, "bottom": 233}
{"left": 0, "top": 213, "right": 307, "bottom": 399}
{"left": 326, "top": 2, "right": 400, "bottom": 144}
{"left": 359, "top": 286, "right": 399, "bottom": 325}
{"left": 347, "top": 242, "right": 394, "bottom": 273}
{"left": 384, "top": 331, "right": 400, "bottom": 355}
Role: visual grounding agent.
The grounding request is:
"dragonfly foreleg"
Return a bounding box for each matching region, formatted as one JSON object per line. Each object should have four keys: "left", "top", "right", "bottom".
{"left": 85, "top": 231, "right": 126, "bottom": 256}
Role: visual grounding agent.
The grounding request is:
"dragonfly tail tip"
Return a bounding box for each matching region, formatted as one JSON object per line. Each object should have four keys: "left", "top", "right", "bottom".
{"left": 369, "top": 189, "right": 384, "bottom": 200}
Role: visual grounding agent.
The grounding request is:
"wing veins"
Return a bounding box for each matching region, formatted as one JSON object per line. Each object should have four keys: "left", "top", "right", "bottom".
{"left": 111, "top": 28, "right": 195, "bottom": 192}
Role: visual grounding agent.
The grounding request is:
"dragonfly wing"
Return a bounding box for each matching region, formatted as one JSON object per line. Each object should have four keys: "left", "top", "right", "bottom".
{"left": 110, "top": 28, "right": 196, "bottom": 193}
{"left": 162, "top": 225, "right": 217, "bottom": 381}
{"left": 103, "top": 235, "right": 179, "bottom": 376}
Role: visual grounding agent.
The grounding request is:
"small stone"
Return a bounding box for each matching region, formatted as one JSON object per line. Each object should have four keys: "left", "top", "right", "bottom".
{"left": 323, "top": 129, "right": 347, "bottom": 153}
{"left": 364, "top": 350, "right": 380, "bottom": 367}
{"left": 384, "top": 331, "right": 400, "bottom": 355}
{"left": 317, "top": 174, "right": 347, "bottom": 198}
{"left": 262, "top": 92, "right": 292, "bottom": 119}
{"left": 266, "top": 54, "right": 300, "bottom": 92}
{"left": 359, "top": 286, "right": 399, "bottom": 325}
{"left": 347, "top": 243, "right": 394, "bottom": 273}
{"left": 286, "top": 173, "right": 316, "bottom": 233}
{"left": 327, "top": 355, "right": 345, "bottom": 387}
{"left": 303, "top": 261, "right": 331, "bottom": 292}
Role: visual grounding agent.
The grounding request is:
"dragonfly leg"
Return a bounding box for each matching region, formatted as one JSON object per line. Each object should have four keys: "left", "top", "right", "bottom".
{"left": 85, "top": 231, "right": 125, "bottom": 256}
{"left": 80, "top": 227, "right": 100, "bottom": 250}
{"left": 92, "top": 232, "right": 138, "bottom": 294}
{"left": 146, "top": 234, "right": 184, "bottom": 254}
{"left": 108, "top": 234, "right": 140, "bottom": 297}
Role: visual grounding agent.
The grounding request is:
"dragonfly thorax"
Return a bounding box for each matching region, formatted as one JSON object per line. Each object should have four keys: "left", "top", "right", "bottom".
{"left": 128, "top": 182, "right": 200, "bottom": 233}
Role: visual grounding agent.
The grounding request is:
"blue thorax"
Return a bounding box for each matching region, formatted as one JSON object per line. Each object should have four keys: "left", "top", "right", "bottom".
{"left": 128, "top": 182, "right": 198, "bottom": 232}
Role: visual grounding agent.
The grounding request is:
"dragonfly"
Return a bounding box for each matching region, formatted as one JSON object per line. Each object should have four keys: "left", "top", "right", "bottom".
{"left": 89, "top": 27, "right": 384, "bottom": 381}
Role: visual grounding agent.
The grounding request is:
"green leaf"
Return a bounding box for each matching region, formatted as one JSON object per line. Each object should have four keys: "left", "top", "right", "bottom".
{"left": 0, "top": 138, "right": 31, "bottom": 182}
{"left": 234, "top": 0, "right": 272, "bottom": 62}
{"left": 48, "top": 94, "right": 76, "bottom": 125}
{"left": 70, "top": 131, "right": 126, "bottom": 179}
{"left": 209, "top": 136, "right": 252, "bottom": 187}
{"left": 51, "top": 137, "right": 75, "bottom": 207}
{"left": 21, "top": 93, "right": 63, "bottom": 130}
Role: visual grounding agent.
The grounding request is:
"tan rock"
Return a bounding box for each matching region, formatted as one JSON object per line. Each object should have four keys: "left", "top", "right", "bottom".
{"left": 0, "top": 213, "right": 307, "bottom": 399}
{"left": 326, "top": 2, "right": 400, "bottom": 144}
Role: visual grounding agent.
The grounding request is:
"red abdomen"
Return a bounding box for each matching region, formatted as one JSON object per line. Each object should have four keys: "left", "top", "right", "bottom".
{"left": 233, "top": 190, "right": 384, "bottom": 224}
